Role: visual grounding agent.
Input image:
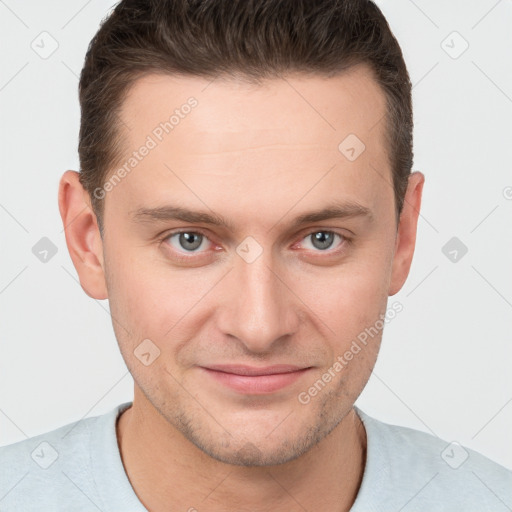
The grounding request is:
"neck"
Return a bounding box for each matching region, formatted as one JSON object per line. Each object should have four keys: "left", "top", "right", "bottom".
{"left": 116, "top": 390, "right": 367, "bottom": 512}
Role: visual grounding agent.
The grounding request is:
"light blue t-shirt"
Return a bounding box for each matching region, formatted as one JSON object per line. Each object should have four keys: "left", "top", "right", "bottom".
{"left": 0, "top": 401, "right": 510, "bottom": 511}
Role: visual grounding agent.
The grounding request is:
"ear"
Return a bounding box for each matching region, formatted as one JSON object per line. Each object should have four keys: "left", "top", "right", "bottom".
{"left": 58, "top": 170, "right": 108, "bottom": 299}
{"left": 388, "top": 171, "right": 425, "bottom": 296}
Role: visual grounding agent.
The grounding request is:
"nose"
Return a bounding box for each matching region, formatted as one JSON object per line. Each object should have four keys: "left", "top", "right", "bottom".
{"left": 216, "top": 246, "right": 301, "bottom": 354}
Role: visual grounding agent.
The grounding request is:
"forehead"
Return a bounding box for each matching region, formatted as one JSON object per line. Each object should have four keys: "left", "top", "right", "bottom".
{"left": 119, "top": 64, "right": 387, "bottom": 150}
{"left": 107, "top": 65, "right": 391, "bottom": 228}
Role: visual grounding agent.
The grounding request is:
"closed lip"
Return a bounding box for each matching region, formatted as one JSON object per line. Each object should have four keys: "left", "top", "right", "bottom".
{"left": 200, "top": 364, "right": 310, "bottom": 376}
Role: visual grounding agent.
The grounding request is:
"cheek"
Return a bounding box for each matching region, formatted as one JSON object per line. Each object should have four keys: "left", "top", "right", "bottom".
{"left": 106, "top": 264, "right": 188, "bottom": 390}
{"left": 297, "top": 255, "right": 390, "bottom": 330}
{"left": 103, "top": 246, "right": 173, "bottom": 342}
{"left": 105, "top": 248, "right": 220, "bottom": 355}
{"left": 288, "top": 246, "right": 391, "bottom": 383}
{"left": 109, "top": 271, "right": 180, "bottom": 341}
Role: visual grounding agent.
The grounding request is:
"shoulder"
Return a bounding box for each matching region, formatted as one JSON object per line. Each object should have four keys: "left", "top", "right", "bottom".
{"left": 0, "top": 403, "right": 130, "bottom": 511}
{"left": 353, "top": 407, "right": 512, "bottom": 511}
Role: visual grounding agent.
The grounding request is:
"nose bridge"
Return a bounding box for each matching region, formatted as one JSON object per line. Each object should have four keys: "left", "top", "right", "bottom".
{"left": 220, "top": 241, "right": 298, "bottom": 352}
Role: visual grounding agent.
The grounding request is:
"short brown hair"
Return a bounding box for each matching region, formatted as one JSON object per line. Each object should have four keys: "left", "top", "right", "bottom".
{"left": 78, "top": 0, "right": 413, "bottom": 233}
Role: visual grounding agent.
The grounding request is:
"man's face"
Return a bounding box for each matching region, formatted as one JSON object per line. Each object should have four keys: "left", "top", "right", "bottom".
{"left": 100, "top": 65, "right": 400, "bottom": 465}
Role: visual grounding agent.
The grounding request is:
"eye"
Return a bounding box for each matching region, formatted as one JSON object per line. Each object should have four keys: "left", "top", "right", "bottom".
{"left": 299, "top": 230, "right": 345, "bottom": 252}
{"left": 165, "top": 231, "right": 212, "bottom": 253}
{"left": 161, "top": 229, "right": 347, "bottom": 260}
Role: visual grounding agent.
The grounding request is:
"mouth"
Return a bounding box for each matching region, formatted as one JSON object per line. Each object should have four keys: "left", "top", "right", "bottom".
{"left": 199, "top": 364, "right": 312, "bottom": 394}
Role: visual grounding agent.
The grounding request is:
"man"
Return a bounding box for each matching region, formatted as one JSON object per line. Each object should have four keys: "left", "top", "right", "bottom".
{"left": 0, "top": 0, "right": 510, "bottom": 510}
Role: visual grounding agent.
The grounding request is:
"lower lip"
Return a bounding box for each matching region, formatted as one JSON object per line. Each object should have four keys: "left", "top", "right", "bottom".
{"left": 201, "top": 367, "right": 311, "bottom": 394}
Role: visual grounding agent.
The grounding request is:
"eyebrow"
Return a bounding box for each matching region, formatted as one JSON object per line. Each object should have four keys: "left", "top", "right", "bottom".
{"left": 130, "top": 201, "right": 373, "bottom": 231}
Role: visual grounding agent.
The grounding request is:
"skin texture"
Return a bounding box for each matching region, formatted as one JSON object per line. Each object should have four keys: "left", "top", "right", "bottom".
{"left": 59, "top": 63, "right": 424, "bottom": 511}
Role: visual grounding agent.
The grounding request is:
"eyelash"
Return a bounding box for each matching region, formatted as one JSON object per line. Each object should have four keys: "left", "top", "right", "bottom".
{"left": 159, "top": 228, "right": 351, "bottom": 262}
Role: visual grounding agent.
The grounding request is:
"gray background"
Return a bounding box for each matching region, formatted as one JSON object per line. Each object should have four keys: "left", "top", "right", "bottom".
{"left": 1, "top": 0, "right": 511, "bottom": 470}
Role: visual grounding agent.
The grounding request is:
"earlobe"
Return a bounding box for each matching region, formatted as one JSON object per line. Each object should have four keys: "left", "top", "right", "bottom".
{"left": 388, "top": 171, "right": 425, "bottom": 296}
{"left": 58, "top": 170, "right": 108, "bottom": 300}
